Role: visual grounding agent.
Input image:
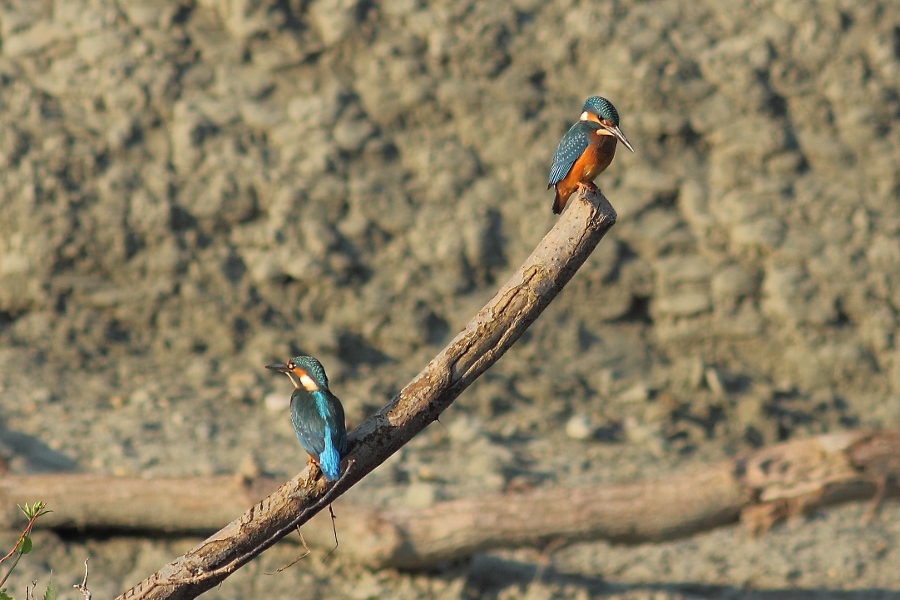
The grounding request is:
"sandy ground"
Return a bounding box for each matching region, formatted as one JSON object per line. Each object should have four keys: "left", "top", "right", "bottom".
{"left": 1, "top": 0, "right": 900, "bottom": 597}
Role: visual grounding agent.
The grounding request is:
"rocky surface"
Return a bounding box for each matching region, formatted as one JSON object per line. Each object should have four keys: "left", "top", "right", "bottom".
{"left": 1, "top": 0, "right": 899, "bottom": 597}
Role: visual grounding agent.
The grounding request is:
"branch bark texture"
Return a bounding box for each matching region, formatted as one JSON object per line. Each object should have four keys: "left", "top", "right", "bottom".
{"left": 110, "top": 191, "right": 617, "bottom": 599}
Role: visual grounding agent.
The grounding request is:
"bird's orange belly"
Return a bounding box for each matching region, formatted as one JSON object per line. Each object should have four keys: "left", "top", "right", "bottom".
{"left": 559, "top": 136, "right": 617, "bottom": 192}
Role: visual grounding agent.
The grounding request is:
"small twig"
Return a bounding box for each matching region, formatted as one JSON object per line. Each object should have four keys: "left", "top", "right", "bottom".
{"left": 0, "top": 550, "right": 25, "bottom": 590}
{"left": 532, "top": 538, "right": 567, "bottom": 584}
{"left": 0, "top": 508, "right": 44, "bottom": 566}
{"left": 74, "top": 558, "right": 92, "bottom": 600}
{"left": 0, "top": 504, "right": 48, "bottom": 588}
{"left": 26, "top": 580, "right": 37, "bottom": 600}
{"left": 322, "top": 504, "right": 339, "bottom": 562}
{"left": 266, "top": 529, "right": 311, "bottom": 575}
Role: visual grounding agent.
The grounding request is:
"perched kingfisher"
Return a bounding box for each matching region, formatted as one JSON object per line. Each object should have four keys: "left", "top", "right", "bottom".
{"left": 548, "top": 96, "right": 635, "bottom": 214}
{"left": 266, "top": 356, "right": 348, "bottom": 482}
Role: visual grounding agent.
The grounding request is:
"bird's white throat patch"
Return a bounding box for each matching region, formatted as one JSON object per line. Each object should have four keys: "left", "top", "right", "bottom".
{"left": 298, "top": 373, "right": 320, "bottom": 392}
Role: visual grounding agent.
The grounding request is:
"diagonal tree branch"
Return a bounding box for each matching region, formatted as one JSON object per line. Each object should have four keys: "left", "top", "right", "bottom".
{"left": 115, "top": 190, "right": 617, "bottom": 600}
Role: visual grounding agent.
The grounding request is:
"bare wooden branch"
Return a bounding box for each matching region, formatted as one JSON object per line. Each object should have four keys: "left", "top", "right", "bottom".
{"left": 75, "top": 558, "right": 93, "bottom": 600}
{"left": 110, "top": 190, "right": 617, "bottom": 599}
{"left": 3, "top": 428, "right": 898, "bottom": 569}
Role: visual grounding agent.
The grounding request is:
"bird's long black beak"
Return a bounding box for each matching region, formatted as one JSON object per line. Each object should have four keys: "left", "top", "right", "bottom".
{"left": 606, "top": 124, "right": 635, "bottom": 153}
{"left": 265, "top": 362, "right": 291, "bottom": 374}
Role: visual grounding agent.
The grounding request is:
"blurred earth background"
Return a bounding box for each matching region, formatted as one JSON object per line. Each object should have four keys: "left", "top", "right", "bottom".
{"left": 1, "top": 0, "right": 900, "bottom": 598}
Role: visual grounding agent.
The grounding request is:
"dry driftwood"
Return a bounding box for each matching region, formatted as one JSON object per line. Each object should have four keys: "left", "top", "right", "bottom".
{"left": 106, "top": 190, "right": 618, "bottom": 599}
{"left": 3, "top": 429, "right": 897, "bottom": 570}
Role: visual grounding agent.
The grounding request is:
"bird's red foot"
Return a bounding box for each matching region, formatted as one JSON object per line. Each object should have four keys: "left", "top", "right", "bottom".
{"left": 306, "top": 454, "right": 326, "bottom": 481}
{"left": 575, "top": 181, "right": 599, "bottom": 194}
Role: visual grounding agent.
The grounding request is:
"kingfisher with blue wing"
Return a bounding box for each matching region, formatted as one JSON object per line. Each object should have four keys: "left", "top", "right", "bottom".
{"left": 266, "top": 356, "right": 348, "bottom": 482}
{"left": 548, "top": 96, "right": 634, "bottom": 214}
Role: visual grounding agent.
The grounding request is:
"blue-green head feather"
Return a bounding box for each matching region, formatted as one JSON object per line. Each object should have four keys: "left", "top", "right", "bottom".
{"left": 288, "top": 355, "right": 329, "bottom": 389}
{"left": 266, "top": 355, "right": 330, "bottom": 391}
{"left": 582, "top": 96, "right": 620, "bottom": 126}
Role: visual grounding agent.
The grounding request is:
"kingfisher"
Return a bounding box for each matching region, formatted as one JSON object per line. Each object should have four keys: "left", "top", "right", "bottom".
{"left": 548, "top": 96, "right": 635, "bottom": 214}
{"left": 266, "top": 356, "right": 348, "bottom": 482}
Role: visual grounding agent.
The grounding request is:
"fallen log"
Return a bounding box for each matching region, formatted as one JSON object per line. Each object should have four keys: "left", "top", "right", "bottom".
{"left": 2, "top": 429, "right": 897, "bottom": 569}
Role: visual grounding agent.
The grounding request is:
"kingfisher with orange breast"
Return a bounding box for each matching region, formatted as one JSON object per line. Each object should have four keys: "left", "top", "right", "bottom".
{"left": 548, "top": 96, "right": 634, "bottom": 214}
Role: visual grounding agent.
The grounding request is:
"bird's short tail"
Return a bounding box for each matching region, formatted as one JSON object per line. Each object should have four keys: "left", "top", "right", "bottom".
{"left": 552, "top": 188, "right": 566, "bottom": 215}
{"left": 319, "top": 436, "right": 342, "bottom": 482}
